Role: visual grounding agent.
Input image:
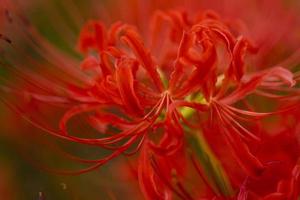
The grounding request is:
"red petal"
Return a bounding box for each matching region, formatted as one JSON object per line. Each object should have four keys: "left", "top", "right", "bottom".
{"left": 115, "top": 57, "right": 143, "bottom": 116}
{"left": 262, "top": 193, "right": 287, "bottom": 200}
{"left": 227, "top": 37, "right": 249, "bottom": 82}
{"left": 80, "top": 55, "right": 99, "bottom": 70}
{"left": 138, "top": 147, "right": 168, "bottom": 200}
{"left": 169, "top": 31, "right": 192, "bottom": 91}
{"left": 174, "top": 38, "right": 217, "bottom": 98}
{"left": 121, "top": 28, "right": 164, "bottom": 92}
{"left": 221, "top": 67, "right": 295, "bottom": 105}
{"left": 78, "top": 21, "right": 106, "bottom": 53}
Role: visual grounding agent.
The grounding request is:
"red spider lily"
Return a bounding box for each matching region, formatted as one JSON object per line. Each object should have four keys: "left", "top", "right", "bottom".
{"left": 1, "top": 0, "right": 300, "bottom": 199}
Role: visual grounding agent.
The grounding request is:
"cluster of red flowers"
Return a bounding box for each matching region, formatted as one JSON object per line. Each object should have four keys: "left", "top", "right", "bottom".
{"left": 1, "top": 0, "right": 300, "bottom": 199}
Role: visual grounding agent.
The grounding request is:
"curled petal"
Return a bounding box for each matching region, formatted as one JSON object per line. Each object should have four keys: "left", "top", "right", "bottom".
{"left": 80, "top": 55, "right": 99, "bottom": 71}
{"left": 169, "top": 31, "right": 192, "bottom": 91}
{"left": 220, "top": 67, "right": 295, "bottom": 104}
{"left": 227, "top": 37, "right": 254, "bottom": 81}
{"left": 174, "top": 39, "right": 217, "bottom": 98}
{"left": 59, "top": 104, "right": 99, "bottom": 135}
{"left": 138, "top": 147, "right": 169, "bottom": 200}
{"left": 121, "top": 28, "right": 164, "bottom": 92}
{"left": 78, "top": 20, "right": 106, "bottom": 53}
{"left": 99, "top": 52, "right": 114, "bottom": 76}
{"left": 115, "top": 57, "right": 143, "bottom": 116}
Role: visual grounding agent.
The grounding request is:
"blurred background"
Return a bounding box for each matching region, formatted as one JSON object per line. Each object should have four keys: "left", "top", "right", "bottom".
{"left": 0, "top": 0, "right": 145, "bottom": 199}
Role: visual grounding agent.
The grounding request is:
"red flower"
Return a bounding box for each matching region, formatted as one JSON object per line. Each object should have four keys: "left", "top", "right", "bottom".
{"left": 1, "top": 0, "right": 300, "bottom": 199}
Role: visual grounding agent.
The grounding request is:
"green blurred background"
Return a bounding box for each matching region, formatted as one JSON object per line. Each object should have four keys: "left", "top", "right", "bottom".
{"left": 0, "top": 0, "right": 143, "bottom": 199}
